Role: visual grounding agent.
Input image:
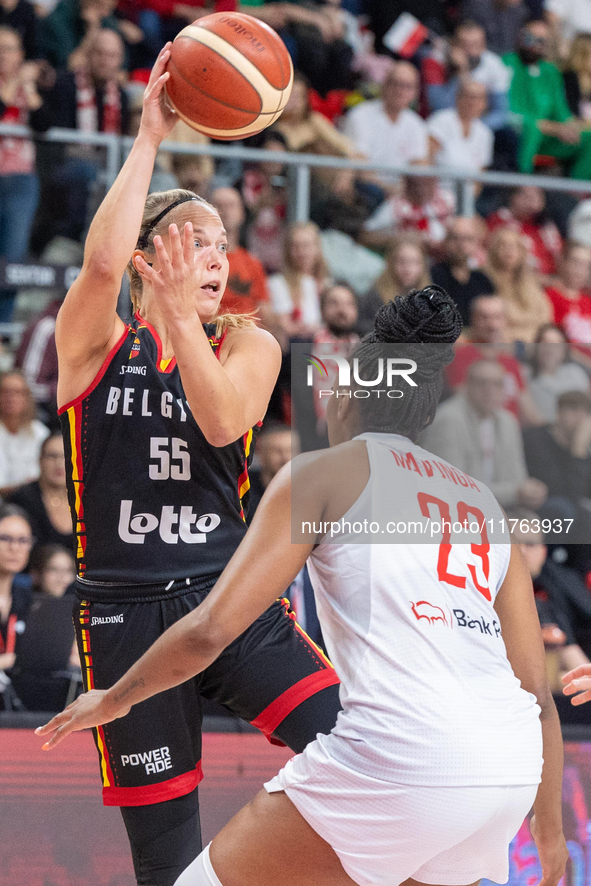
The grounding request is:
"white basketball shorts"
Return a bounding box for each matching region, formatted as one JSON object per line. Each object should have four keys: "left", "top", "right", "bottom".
{"left": 264, "top": 742, "right": 538, "bottom": 886}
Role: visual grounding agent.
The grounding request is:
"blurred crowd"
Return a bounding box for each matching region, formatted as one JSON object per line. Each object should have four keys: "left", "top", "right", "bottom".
{"left": 2, "top": 0, "right": 591, "bottom": 718}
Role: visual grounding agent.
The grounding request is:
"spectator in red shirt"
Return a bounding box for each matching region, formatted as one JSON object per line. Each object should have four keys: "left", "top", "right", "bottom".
{"left": 361, "top": 165, "right": 456, "bottom": 256}
{"left": 546, "top": 242, "right": 591, "bottom": 344}
{"left": 487, "top": 185, "right": 563, "bottom": 276}
{"left": 211, "top": 186, "right": 273, "bottom": 327}
{"left": 448, "top": 293, "right": 544, "bottom": 425}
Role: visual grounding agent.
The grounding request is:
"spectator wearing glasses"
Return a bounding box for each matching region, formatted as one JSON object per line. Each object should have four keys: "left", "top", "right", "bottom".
{"left": 0, "top": 503, "right": 33, "bottom": 708}
{"left": 504, "top": 20, "right": 591, "bottom": 177}
{"left": 9, "top": 433, "right": 73, "bottom": 554}
{"left": 0, "top": 371, "right": 49, "bottom": 498}
{"left": 427, "top": 80, "right": 494, "bottom": 179}
{"left": 342, "top": 62, "right": 428, "bottom": 185}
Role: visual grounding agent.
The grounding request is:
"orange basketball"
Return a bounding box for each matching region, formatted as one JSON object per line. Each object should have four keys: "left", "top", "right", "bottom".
{"left": 165, "top": 12, "right": 294, "bottom": 141}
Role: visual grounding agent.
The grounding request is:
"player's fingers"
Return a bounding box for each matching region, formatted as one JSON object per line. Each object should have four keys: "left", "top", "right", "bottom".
{"left": 183, "top": 222, "right": 195, "bottom": 266}
{"left": 146, "top": 44, "right": 171, "bottom": 90}
{"left": 562, "top": 664, "right": 591, "bottom": 683}
{"left": 570, "top": 687, "right": 591, "bottom": 706}
{"left": 168, "top": 223, "right": 184, "bottom": 268}
{"left": 563, "top": 676, "right": 591, "bottom": 695}
{"left": 152, "top": 235, "right": 172, "bottom": 275}
{"left": 42, "top": 723, "right": 74, "bottom": 751}
{"left": 134, "top": 255, "right": 162, "bottom": 287}
{"left": 35, "top": 711, "right": 70, "bottom": 735}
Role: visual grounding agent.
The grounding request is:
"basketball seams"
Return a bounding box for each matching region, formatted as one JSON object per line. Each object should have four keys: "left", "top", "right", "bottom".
{"left": 167, "top": 12, "right": 294, "bottom": 138}
{"left": 168, "top": 57, "right": 261, "bottom": 118}
{"left": 168, "top": 99, "right": 280, "bottom": 139}
{"left": 200, "top": 13, "right": 291, "bottom": 91}
{"left": 175, "top": 25, "right": 286, "bottom": 114}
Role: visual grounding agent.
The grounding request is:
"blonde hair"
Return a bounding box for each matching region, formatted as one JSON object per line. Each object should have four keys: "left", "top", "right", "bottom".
{"left": 281, "top": 221, "right": 328, "bottom": 307}
{"left": 375, "top": 233, "right": 431, "bottom": 305}
{"left": 567, "top": 33, "right": 591, "bottom": 94}
{"left": 485, "top": 228, "right": 551, "bottom": 342}
{"left": 127, "top": 189, "right": 256, "bottom": 334}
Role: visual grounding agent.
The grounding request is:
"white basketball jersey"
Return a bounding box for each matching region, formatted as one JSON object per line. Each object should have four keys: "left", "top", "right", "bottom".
{"left": 307, "top": 432, "right": 543, "bottom": 787}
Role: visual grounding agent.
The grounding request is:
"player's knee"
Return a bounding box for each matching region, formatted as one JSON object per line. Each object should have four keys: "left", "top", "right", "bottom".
{"left": 121, "top": 788, "right": 202, "bottom": 886}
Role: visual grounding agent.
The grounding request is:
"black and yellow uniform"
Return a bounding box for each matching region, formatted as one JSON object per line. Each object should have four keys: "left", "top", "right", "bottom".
{"left": 59, "top": 314, "right": 341, "bottom": 885}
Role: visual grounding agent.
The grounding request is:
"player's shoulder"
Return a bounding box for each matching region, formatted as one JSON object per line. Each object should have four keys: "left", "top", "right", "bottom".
{"left": 222, "top": 323, "right": 281, "bottom": 358}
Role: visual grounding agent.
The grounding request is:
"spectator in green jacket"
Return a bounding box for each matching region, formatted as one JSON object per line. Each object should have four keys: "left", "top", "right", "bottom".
{"left": 504, "top": 19, "right": 591, "bottom": 178}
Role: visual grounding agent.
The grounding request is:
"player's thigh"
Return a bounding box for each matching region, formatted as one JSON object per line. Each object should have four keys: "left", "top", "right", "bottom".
{"left": 200, "top": 598, "right": 342, "bottom": 751}
{"left": 210, "top": 789, "right": 358, "bottom": 886}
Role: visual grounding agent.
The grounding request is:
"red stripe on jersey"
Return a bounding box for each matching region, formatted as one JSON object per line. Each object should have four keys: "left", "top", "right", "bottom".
{"left": 102, "top": 762, "right": 203, "bottom": 806}
{"left": 250, "top": 669, "right": 340, "bottom": 739}
{"left": 58, "top": 326, "right": 131, "bottom": 415}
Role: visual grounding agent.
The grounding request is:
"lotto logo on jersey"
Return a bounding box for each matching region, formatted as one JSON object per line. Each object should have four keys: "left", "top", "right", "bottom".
{"left": 118, "top": 500, "right": 221, "bottom": 544}
{"left": 121, "top": 746, "right": 172, "bottom": 775}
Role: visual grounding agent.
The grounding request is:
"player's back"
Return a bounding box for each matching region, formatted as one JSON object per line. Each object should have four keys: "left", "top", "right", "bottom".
{"left": 307, "top": 432, "right": 542, "bottom": 788}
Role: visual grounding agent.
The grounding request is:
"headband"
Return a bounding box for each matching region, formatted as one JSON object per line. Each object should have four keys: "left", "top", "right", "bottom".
{"left": 136, "top": 196, "right": 200, "bottom": 250}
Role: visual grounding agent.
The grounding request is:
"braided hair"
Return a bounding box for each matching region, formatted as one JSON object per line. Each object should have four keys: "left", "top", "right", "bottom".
{"left": 351, "top": 286, "right": 462, "bottom": 440}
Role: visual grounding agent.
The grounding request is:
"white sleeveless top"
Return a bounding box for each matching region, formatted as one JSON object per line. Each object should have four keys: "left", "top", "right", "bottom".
{"left": 307, "top": 432, "right": 543, "bottom": 787}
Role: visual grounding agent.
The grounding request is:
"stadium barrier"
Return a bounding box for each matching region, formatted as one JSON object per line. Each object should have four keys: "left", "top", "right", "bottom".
{"left": 1, "top": 121, "right": 590, "bottom": 344}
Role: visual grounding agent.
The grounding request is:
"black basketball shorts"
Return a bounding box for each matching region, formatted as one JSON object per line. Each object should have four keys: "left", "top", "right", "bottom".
{"left": 73, "top": 576, "right": 341, "bottom": 807}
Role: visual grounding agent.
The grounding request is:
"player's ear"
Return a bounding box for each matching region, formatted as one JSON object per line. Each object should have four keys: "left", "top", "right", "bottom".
{"left": 132, "top": 249, "right": 153, "bottom": 271}
{"left": 335, "top": 388, "right": 353, "bottom": 422}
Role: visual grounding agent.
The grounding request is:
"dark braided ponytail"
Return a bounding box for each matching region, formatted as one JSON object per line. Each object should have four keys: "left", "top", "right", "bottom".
{"left": 351, "top": 286, "right": 462, "bottom": 440}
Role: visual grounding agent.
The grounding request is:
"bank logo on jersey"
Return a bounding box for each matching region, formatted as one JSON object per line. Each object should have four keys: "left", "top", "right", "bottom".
{"left": 118, "top": 500, "right": 221, "bottom": 545}
{"left": 411, "top": 600, "right": 502, "bottom": 638}
{"left": 411, "top": 600, "right": 449, "bottom": 626}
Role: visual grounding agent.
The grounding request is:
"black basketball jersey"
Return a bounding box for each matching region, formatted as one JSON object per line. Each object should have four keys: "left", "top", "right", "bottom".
{"left": 59, "top": 315, "right": 259, "bottom": 586}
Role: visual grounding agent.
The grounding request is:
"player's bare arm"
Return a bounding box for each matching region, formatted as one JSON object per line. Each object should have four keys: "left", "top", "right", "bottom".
{"left": 36, "top": 453, "right": 329, "bottom": 748}
{"left": 494, "top": 545, "right": 568, "bottom": 886}
{"left": 55, "top": 43, "right": 176, "bottom": 409}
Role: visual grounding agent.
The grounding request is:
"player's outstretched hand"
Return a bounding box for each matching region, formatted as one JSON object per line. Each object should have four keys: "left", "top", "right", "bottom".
{"left": 530, "top": 816, "right": 569, "bottom": 886}
{"left": 562, "top": 664, "right": 591, "bottom": 705}
{"left": 35, "top": 689, "right": 126, "bottom": 750}
{"left": 138, "top": 42, "right": 177, "bottom": 149}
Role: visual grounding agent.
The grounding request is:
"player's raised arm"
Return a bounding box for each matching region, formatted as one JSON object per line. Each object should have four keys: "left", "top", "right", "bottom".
{"left": 55, "top": 44, "right": 176, "bottom": 407}
{"left": 494, "top": 545, "right": 568, "bottom": 886}
{"left": 36, "top": 453, "right": 326, "bottom": 748}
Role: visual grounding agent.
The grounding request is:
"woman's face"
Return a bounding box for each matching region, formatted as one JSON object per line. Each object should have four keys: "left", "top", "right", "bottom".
{"left": 139, "top": 209, "right": 229, "bottom": 324}
{"left": 37, "top": 551, "right": 76, "bottom": 598}
{"left": 0, "top": 374, "right": 29, "bottom": 422}
{"left": 0, "top": 516, "right": 33, "bottom": 576}
{"left": 390, "top": 244, "right": 424, "bottom": 290}
{"left": 0, "top": 30, "right": 23, "bottom": 79}
{"left": 283, "top": 80, "right": 308, "bottom": 121}
{"left": 289, "top": 228, "right": 318, "bottom": 275}
{"left": 561, "top": 247, "right": 591, "bottom": 291}
{"left": 491, "top": 232, "right": 522, "bottom": 272}
{"left": 536, "top": 328, "right": 568, "bottom": 372}
{"left": 40, "top": 436, "right": 66, "bottom": 487}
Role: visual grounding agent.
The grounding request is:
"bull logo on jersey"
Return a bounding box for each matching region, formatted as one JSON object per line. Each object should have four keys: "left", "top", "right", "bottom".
{"left": 129, "top": 336, "right": 141, "bottom": 359}
{"left": 411, "top": 600, "right": 449, "bottom": 626}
